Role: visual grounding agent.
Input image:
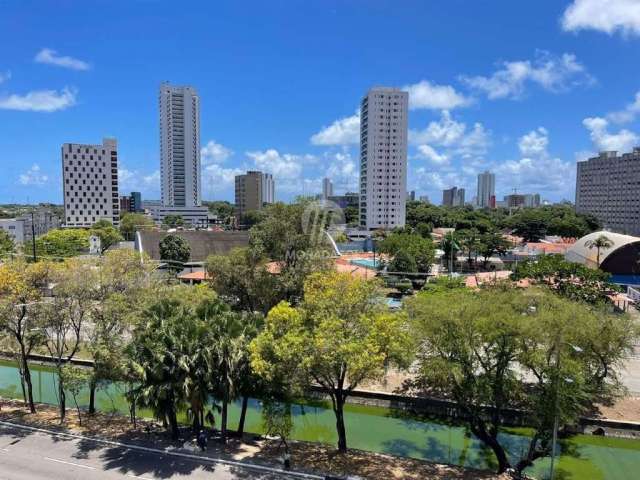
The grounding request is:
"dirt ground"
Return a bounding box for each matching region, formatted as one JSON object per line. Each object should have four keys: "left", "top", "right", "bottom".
{"left": 0, "top": 400, "right": 502, "bottom": 480}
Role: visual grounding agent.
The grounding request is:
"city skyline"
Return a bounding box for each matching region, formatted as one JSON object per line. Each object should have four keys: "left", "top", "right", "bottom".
{"left": 2, "top": 1, "right": 640, "bottom": 205}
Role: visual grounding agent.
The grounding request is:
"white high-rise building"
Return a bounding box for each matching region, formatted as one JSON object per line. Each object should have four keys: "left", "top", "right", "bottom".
{"left": 62, "top": 138, "right": 120, "bottom": 227}
{"left": 159, "top": 82, "right": 201, "bottom": 208}
{"left": 476, "top": 170, "right": 495, "bottom": 208}
{"left": 322, "top": 177, "right": 333, "bottom": 200}
{"left": 263, "top": 173, "right": 275, "bottom": 204}
{"left": 359, "top": 87, "right": 408, "bottom": 230}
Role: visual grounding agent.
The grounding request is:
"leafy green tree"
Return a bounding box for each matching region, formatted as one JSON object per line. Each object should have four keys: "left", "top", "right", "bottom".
{"left": 120, "top": 213, "right": 154, "bottom": 241}
{"left": 60, "top": 365, "right": 91, "bottom": 426}
{"left": 162, "top": 214, "right": 185, "bottom": 228}
{"left": 406, "top": 286, "right": 636, "bottom": 475}
{"left": 584, "top": 234, "right": 614, "bottom": 266}
{"left": 378, "top": 232, "right": 435, "bottom": 273}
{"left": 90, "top": 220, "right": 124, "bottom": 253}
{"left": 241, "top": 210, "right": 267, "bottom": 228}
{"left": 206, "top": 248, "right": 281, "bottom": 315}
{"left": 388, "top": 249, "right": 417, "bottom": 273}
{"left": 248, "top": 202, "right": 331, "bottom": 303}
{"left": 159, "top": 234, "right": 191, "bottom": 270}
{"left": 262, "top": 400, "right": 293, "bottom": 456}
{"left": 343, "top": 206, "right": 359, "bottom": 225}
{"left": 0, "top": 230, "right": 15, "bottom": 257}
{"left": 479, "top": 230, "right": 511, "bottom": 267}
{"left": 458, "top": 228, "right": 482, "bottom": 266}
{"left": 440, "top": 231, "right": 461, "bottom": 271}
{"left": 204, "top": 201, "right": 235, "bottom": 222}
{"left": 511, "top": 254, "right": 618, "bottom": 304}
{"left": 35, "top": 228, "right": 90, "bottom": 259}
{"left": 251, "top": 271, "right": 411, "bottom": 453}
{"left": 42, "top": 259, "right": 97, "bottom": 422}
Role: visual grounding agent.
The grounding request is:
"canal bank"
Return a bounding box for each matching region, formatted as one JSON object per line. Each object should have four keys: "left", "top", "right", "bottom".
{"left": 2, "top": 359, "right": 640, "bottom": 479}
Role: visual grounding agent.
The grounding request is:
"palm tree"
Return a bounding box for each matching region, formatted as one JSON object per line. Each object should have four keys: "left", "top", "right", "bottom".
{"left": 585, "top": 234, "right": 614, "bottom": 266}
{"left": 199, "top": 301, "right": 254, "bottom": 443}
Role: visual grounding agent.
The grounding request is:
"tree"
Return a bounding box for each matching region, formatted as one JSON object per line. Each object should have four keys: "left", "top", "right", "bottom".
{"left": 0, "top": 260, "right": 50, "bottom": 412}
{"left": 204, "top": 201, "right": 235, "bottom": 222}
{"left": 206, "top": 248, "right": 281, "bottom": 315}
{"left": 406, "top": 286, "right": 636, "bottom": 475}
{"left": 262, "top": 400, "right": 293, "bottom": 456}
{"left": 90, "top": 220, "right": 124, "bottom": 254}
{"left": 42, "top": 259, "right": 97, "bottom": 422}
{"left": 511, "top": 254, "right": 617, "bottom": 305}
{"left": 35, "top": 228, "right": 90, "bottom": 259}
{"left": 440, "top": 231, "right": 461, "bottom": 272}
{"left": 585, "top": 234, "right": 614, "bottom": 266}
{"left": 86, "top": 250, "right": 158, "bottom": 414}
{"left": 388, "top": 249, "right": 417, "bottom": 273}
{"left": 248, "top": 202, "right": 332, "bottom": 304}
{"left": 251, "top": 271, "right": 411, "bottom": 453}
{"left": 128, "top": 296, "right": 193, "bottom": 439}
{"left": 479, "top": 230, "right": 510, "bottom": 267}
{"left": 60, "top": 366, "right": 91, "bottom": 426}
{"left": 458, "top": 228, "right": 482, "bottom": 266}
{"left": 159, "top": 234, "right": 191, "bottom": 270}
{"left": 343, "top": 206, "right": 359, "bottom": 225}
{"left": 378, "top": 232, "right": 435, "bottom": 273}
{"left": 162, "top": 214, "right": 184, "bottom": 228}
{"left": 120, "top": 213, "right": 154, "bottom": 241}
{"left": 508, "top": 209, "right": 548, "bottom": 242}
{"left": 0, "top": 230, "right": 15, "bottom": 257}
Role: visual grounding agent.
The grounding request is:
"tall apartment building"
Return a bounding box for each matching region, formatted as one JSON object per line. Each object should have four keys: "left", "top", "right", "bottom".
{"left": 262, "top": 173, "right": 275, "bottom": 204}
{"left": 359, "top": 87, "right": 408, "bottom": 230}
{"left": 476, "top": 171, "right": 495, "bottom": 208}
{"left": 62, "top": 138, "right": 119, "bottom": 227}
{"left": 159, "top": 82, "right": 201, "bottom": 208}
{"left": 235, "top": 171, "right": 264, "bottom": 217}
{"left": 576, "top": 149, "right": 640, "bottom": 235}
{"left": 322, "top": 177, "right": 334, "bottom": 200}
{"left": 442, "top": 186, "right": 465, "bottom": 207}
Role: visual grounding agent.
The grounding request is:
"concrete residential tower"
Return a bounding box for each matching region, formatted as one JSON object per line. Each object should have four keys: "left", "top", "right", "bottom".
{"left": 159, "top": 82, "right": 201, "bottom": 208}
{"left": 62, "top": 138, "right": 119, "bottom": 227}
{"left": 359, "top": 87, "right": 408, "bottom": 230}
{"left": 322, "top": 177, "right": 333, "bottom": 200}
{"left": 476, "top": 171, "right": 495, "bottom": 208}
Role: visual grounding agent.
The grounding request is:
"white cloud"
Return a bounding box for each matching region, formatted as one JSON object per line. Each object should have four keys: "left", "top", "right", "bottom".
{"left": 460, "top": 51, "right": 593, "bottom": 100}
{"left": 19, "top": 164, "right": 49, "bottom": 186}
{"left": 0, "top": 71, "right": 10, "bottom": 84}
{"left": 409, "top": 110, "right": 491, "bottom": 158}
{"left": 0, "top": 87, "right": 76, "bottom": 112}
{"left": 202, "top": 164, "right": 243, "bottom": 196}
{"left": 583, "top": 116, "right": 638, "bottom": 152}
{"left": 562, "top": 0, "right": 640, "bottom": 36}
{"left": 201, "top": 140, "right": 233, "bottom": 165}
{"left": 416, "top": 145, "right": 449, "bottom": 165}
{"left": 310, "top": 112, "right": 360, "bottom": 146}
{"left": 518, "top": 127, "right": 549, "bottom": 156}
{"left": 607, "top": 91, "right": 640, "bottom": 124}
{"left": 118, "top": 168, "right": 161, "bottom": 193}
{"left": 495, "top": 128, "right": 575, "bottom": 195}
{"left": 402, "top": 80, "right": 472, "bottom": 110}
{"left": 246, "top": 149, "right": 311, "bottom": 179}
{"left": 324, "top": 151, "right": 359, "bottom": 192}
{"left": 34, "top": 48, "right": 90, "bottom": 71}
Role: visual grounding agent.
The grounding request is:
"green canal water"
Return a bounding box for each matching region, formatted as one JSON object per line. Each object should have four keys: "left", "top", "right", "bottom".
{"left": 1, "top": 360, "right": 639, "bottom": 479}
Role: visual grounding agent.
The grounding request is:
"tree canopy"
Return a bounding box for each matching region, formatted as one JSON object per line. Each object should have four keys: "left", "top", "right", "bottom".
{"left": 159, "top": 234, "right": 191, "bottom": 269}
{"left": 406, "top": 285, "right": 636, "bottom": 475}
{"left": 120, "top": 213, "right": 154, "bottom": 241}
{"left": 35, "top": 228, "right": 90, "bottom": 259}
{"left": 90, "top": 219, "right": 124, "bottom": 253}
{"left": 250, "top": 271, "right": 411, "bottom": 452}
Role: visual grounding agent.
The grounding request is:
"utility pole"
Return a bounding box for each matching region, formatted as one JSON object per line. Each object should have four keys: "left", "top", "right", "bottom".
{"left": 30, "top": 210, "right": 37, "bottom": 262}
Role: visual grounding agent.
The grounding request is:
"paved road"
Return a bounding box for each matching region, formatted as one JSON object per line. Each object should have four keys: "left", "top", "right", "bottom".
{"left": 0, "top": 425, "right": 300, "bottom": 480}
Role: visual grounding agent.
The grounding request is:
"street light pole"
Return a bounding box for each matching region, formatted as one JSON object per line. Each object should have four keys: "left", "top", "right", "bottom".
{"left": 30, "top": 210, "right": 37, "bottom": 262}
{"left": 549, "top": 343, "right": 561, "bottom": 480}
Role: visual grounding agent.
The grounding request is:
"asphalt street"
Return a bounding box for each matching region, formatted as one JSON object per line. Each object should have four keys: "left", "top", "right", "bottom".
{"left": 0, "top": 425, "right": 302, "bottom": 480}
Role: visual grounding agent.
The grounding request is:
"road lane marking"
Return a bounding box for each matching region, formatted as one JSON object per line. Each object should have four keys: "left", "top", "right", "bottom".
{"left": 126, "top": 475, "right": 153, "bottom": 479}
{"left": 44, "top": 457, "right": 97, "bottom": 470}
{"left": 0, "top": 448, "right": 9, "bottom": 453}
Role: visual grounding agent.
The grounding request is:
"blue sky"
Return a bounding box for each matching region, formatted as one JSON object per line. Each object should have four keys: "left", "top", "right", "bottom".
{"left": 2, "top": 0, "right": 640, "bottom": 205}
